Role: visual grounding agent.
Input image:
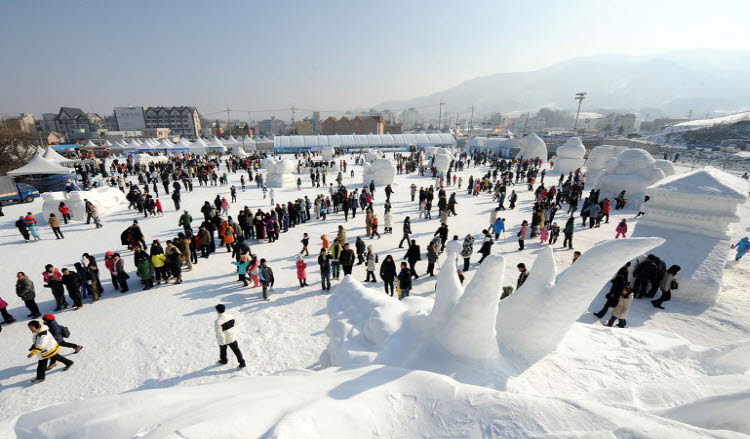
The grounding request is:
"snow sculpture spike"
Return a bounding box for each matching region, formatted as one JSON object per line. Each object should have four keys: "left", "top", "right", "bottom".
{"left": 496, "top": 237, "right": 664, "bottom": 365}
{"left": 515, "top": 246, "right": 557, "bottom": 295}
{"left": 437, "top": 255, "right": 505, "bottom": 360}
{"left": 427, "top": 254, "right": 464, "bottom": 326}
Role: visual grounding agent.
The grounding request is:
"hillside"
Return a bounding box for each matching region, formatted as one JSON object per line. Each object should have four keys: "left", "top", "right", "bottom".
{"left": 647, "top": 112, "right": 750, "bottom": 147}
{"left": 378, "top": 51, "right": 750, "bottom": 116}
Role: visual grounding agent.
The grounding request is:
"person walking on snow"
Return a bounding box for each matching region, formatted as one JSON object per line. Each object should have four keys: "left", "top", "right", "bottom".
{"left": 296, "top": 255, "right": 308, "bottom": 287}
{"left": 733, "top": 237, "right": 750, "bottom": 261}
{"left": 42, "top": 314, "right": 83, "bottom": 371}
{"left": 605, "top": 287, "right": 634, "bottom": 328}
{"left": 259, "top": 259, "right": 274, "bottom": 301}
{"left": 26, "top": 320, "right": 73, "bottom": 384}
{"left": 615, "top": 219, "right": 628, "bottom": 239}
{"left": 214, "top": 304, "right": 245, "bottom": 368}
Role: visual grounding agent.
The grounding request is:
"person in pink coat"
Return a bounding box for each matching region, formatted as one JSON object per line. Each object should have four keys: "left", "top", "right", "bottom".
{"left": 296, "top": 255, "right": 308, "bottom": 287}
{"left": 0, "top": 296, "right": 16, "bottom": 325}
{"left": 615, "top": 219, "right": 628, "bottom": 239}
{"left": 220, "top": 197, "right": 230, "bottom": 215}
{"left": 539, "top": 226, "right": 549, "bottom": 244}
{"left": 248, "top": 256, "right": 261, "bottom": 287}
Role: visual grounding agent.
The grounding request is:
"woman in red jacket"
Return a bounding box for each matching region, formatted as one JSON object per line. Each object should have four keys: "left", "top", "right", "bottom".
{"left": 58, "top": 202, "right": 71, "bottom": 224}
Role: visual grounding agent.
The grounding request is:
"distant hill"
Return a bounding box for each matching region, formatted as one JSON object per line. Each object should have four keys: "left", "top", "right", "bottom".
{"left": 646, "top": 111, "right": 750, "bottom": 147}
{"left": 378, "top": 50, "right": 750, "bottom": 117}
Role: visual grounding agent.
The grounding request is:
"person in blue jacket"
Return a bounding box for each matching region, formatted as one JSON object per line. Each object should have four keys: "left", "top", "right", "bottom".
{"left": 232, "top": 256, "right": 251, "bottom": 287}
{"left": 492, "top": 218, "right": 506, "bottom": 240}
{"left": 42, "top": 313, "right": 82, "bottom": 370}
{"left": 735, "top": 237, "right": 750, "bottom": 261}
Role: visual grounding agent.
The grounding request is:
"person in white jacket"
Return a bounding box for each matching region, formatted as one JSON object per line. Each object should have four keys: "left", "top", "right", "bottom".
{"left": 26, "top": 320, "right": 73, "bottom": 383}
{"left": 214, "top": 304, "right": 245, "bottom": 368}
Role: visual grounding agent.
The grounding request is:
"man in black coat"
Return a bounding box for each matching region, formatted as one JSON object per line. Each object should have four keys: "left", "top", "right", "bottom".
{"left": 60, "top": 268, "right": 83, "bottom": 309}
{"left": 339, "top": 243, "right": 356, "bottom": 276}
{"left": 398, "top": 217, "right": 412, "bottom": 248}
{"left": 404, "top": 240, "right": 421, "bottom": 279}
{"left": 318, "top": 249, "right": 332, "bottom": 291}
{"left": 632, "top": 256, "right": 658, "bottom": 299}
{"left": 434, "top": 223, "right": 449, "bottom": 252}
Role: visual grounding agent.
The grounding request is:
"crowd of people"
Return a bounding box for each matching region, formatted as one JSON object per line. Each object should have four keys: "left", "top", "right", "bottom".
{"left": 0, "top": 145, "right": 714, "bottom": 384}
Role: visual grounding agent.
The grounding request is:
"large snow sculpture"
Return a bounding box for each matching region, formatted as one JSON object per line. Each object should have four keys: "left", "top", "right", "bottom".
{"left": 12, "top": 362, "right": 725, "bottom": 439}
{"left": 593, "top": 148, "right": 666, "bottom": 209}
{"left": 320, "top": 146, "right": 335, "bottom": 161}
{"left": 654, "top": 159, "right": 676, "bottom": 178}
{"left": 264, "top": 158, "right": 297, "bottom": 188}
{"left": 364, "top": 149, "right": 383, "bottom": 163}
{"left": 41, "top": 187, "right": 127, "bottom": 224}
{"left": 552, "top": 137, "right": 586, "bottom": 174}
{"left": 516, "top": 133, "right": 548, "bottom": 163}
{"left": 321, "top": 238, "right": 663, "bottom": 382}
{"left": 585, "top": 145, "right": 629, "bottom": 187}
{"left": 432, "top": 151, "right": 455, "bottom": 173}
{"left": 632, "top": 167, "right": 749, "bottom": 305}
{"left": 362, "top": 158, "right": 396, "bottom": 186}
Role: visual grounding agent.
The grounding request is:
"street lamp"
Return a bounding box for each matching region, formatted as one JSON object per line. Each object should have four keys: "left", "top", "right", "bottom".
{"left": 573, "top": 92, "right": 587, "bottom": 133}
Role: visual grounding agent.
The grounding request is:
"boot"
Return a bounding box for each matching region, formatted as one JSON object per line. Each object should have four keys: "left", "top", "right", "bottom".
{"left": 30, "top": 378, "right": 45, "bottom": 384}
{"left": 63, "top": 362, "right": 74, "bottom": 371}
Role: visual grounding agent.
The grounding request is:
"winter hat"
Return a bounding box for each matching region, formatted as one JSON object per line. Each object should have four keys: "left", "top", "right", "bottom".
{"left": 42, "top": 314, "right": 55, "bottom": 321}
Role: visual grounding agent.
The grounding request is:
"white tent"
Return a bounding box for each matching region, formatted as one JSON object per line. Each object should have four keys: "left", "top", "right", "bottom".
{"left": 241, "top": 135, "right": 257, "bottom": 152}
{"left": 84, "top": 140, "right": 98, "bottom": 148}
{"left": 189, "top": 139, "right": 207, "bottom": 155}
{"left": 127, "top": 139, "right": 141, "bottom": 150}
{"left": 43, "top": 146, "right": 69, "bottom": 162}
{"left": 174, "top": 138, "right": 192, "bottom": 148}
{"left": 224, "top": 136, "right": 240, "bottom": 147}
{"left": 159, "top": 138, "right": 175, "bottom": 149}
{"left": 8, "top": 153, "right": 74, "bottom": 176}
{"left": 206, "top": 137, "right": 227, "bottom": 152}
{"left": 103, "top": 140, "right": 113, "bottom": 147}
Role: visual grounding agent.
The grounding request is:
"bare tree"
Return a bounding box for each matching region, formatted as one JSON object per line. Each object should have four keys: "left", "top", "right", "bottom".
{"left": 0, "top": 128, "right": 38, "bottom": 175}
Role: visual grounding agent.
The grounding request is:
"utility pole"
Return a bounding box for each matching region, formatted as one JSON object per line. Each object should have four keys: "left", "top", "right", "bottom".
{"left": 455, "top": 112, "right": 459, "bottom": 131}
{"left": 226, "top": 106, "right": 231, "bottom": 136}
{"left": 573, "top": 92, "right": 587, "bottom": 133}
{"left": 437, "top": 100, "right": 444, "bottom": 131}
{"left": 522, "top": 112, "right": 530, "bottom": 136}
{"left": 687, "top": 109, "right": 693, "bottom": 120}
{"left": 469, "top": 105, "right": 475, "bottom": 137}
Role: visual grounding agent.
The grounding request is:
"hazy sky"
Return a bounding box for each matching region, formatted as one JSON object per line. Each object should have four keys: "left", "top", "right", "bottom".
{"left": 1, "top": 0, "right": 748, "bottom": 121}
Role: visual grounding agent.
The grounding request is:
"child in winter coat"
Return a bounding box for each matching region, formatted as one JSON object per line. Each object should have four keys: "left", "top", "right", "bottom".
{"left": 296, "top": 256, "right": 308, "bottom": 287}
{"left": 232, "top": 254, "right": 251, "bottom": 287}
{"left": 249, "top": 256, "right": 260, "bottom": 287}
{"left": 615, "top": 219, "right": 628, "bottom": 239}
{"left": 539, "top": 226, "right": 549, "bottom": 244}
{"left": 29, "top": 223, "right": 41, "bottom": 240}
{"left": 321, "top": 234, "right": 330, "bottom": 249}
{"left": 605, "top": 287, "right": 633, "bottom": 328}
{"left": 300, "top": 233, "right": 310, "bottom": 256}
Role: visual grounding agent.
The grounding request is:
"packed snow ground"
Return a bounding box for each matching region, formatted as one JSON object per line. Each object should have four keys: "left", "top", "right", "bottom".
{"left": 0, "top": 155, "right": 749, "bottom": 437}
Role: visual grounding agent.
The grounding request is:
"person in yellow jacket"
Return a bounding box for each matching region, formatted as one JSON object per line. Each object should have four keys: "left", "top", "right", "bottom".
{"left": 150, "top": 245, "right": 168, "bottom": 285}
{"left": 27, "top": 320, "right": 73, "bottom": 383}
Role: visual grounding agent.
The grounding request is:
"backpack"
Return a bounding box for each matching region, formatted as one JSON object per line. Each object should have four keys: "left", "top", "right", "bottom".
{"left": 225, "top": 227, "right": 232, "bottom": 236}
{"left": 61, "top": 326, "right": 71, "bottom": 338}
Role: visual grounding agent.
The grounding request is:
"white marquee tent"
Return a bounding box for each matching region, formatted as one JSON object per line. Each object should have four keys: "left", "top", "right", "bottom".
{"left": 273, "top": 132, "right": 456, "bottom": 149}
